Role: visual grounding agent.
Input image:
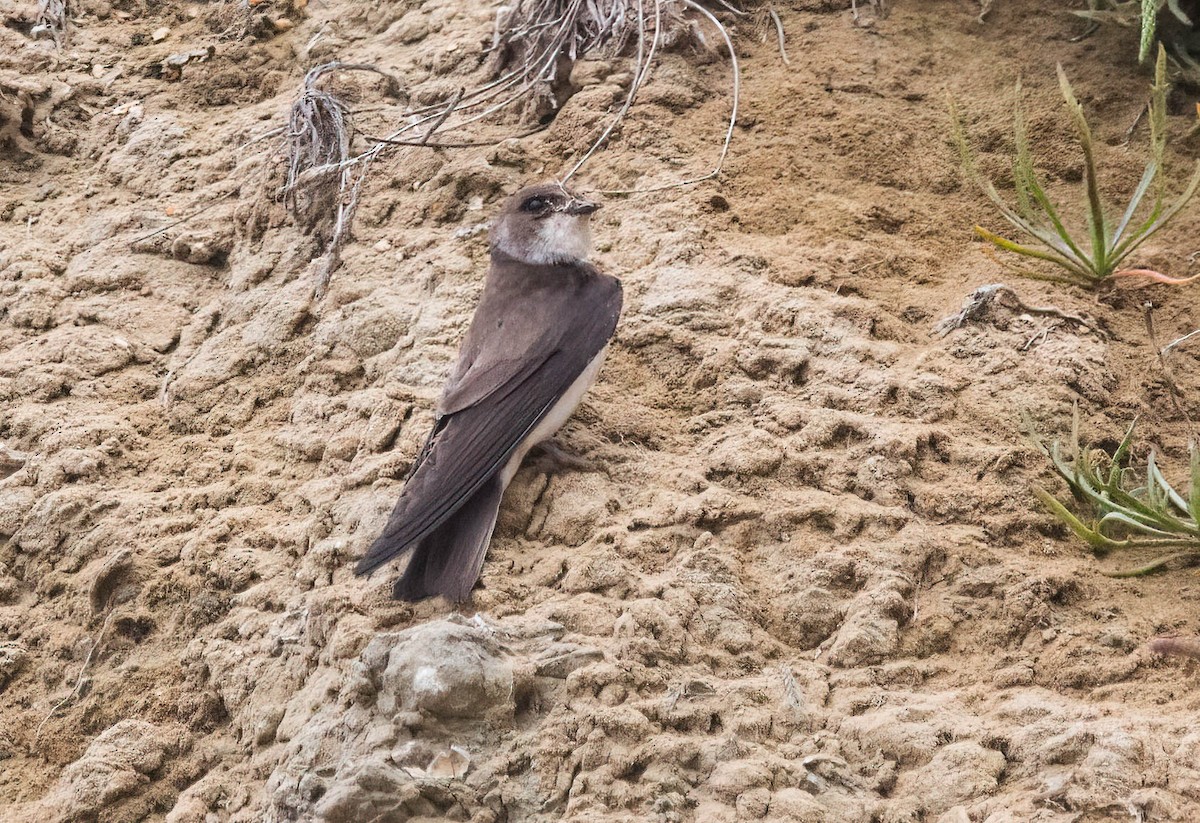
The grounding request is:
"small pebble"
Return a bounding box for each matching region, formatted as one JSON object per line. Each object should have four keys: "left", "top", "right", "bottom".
{"left": 151, "top": 26, "right": 170, "bottom": 42}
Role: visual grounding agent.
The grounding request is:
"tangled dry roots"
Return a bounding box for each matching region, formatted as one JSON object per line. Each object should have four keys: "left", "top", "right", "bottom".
{"left": 282, "top": 63, "right": 355, "bottom": 228}
{"left": 281, "top": 62, "right": 399, "bottom": 295}
{"left": 278, "top": 1, "right": 740, "bottom": 293}
{"left": 490, "top": 0, "right": 696, "bottom": 86}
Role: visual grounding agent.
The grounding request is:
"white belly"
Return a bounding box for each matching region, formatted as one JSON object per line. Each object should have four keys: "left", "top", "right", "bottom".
{"left": 500, "top": 346, "right": 609, "bottom": 486}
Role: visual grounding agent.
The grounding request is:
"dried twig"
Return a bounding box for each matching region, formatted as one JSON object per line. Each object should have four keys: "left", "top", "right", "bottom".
{"left": 1022, "top": 322, "right": 1058, "bottom": 351}
{"left": 127, "top": 191, "right": 237, "bottom": 247}
{"left": 1163, "top": 328, "right": 1200, "bottom": 355}
{"left": 357, "top": 125, "right": 548, "bottom": 148}
{"left": 282, "top": 62, "right": 394, "bottom": 218}
{"left": 593, "top": 0, "right": 740, "bottom": 194}
{"left": 490, "top": 0, "right": 698, "bottom": 91}
{"left": 34, "top": 610, "right": 116, "bottom": 743}
{"left": 933, "top": 284, "right": 1006, "bottom": 337}
{"left": 420, "top": 88, "right": 466, "bottom": 145}
{"left": 768, "top": 6, "right": 790, "bottom": 66}
{"left": 932, "top": 283, "right": 1104, "bottom": 339}
{"left": 281, "top": 1, "right": 745, "bottom": 291}
{"left": 1143, "top": 302, "right": 1192, "bottom": 422}
{"left": 281, "top": 62, "right": 401, "bottom": 295}
{"left": 561, "top": 0, "right": 662, "bottom": 187}
{"left": 779, "top": 665, "right": 805, "bottom": 713}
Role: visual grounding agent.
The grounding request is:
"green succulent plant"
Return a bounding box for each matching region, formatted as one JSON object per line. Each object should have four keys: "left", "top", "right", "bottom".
{"left": 1033, "top": 412, "right": 1200, "bottom": 577}
{"left": 951, "top": 44, "right": 1200, "bottom": 289}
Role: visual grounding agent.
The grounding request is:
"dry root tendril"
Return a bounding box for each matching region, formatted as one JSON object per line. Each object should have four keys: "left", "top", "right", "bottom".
{"left": 278, "top": 2, "right": 744, "bottom": 293}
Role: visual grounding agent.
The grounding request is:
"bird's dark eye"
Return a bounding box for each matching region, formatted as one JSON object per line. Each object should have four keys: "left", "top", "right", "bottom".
{"left": 521, "top": 196, "right": 549, "bottom": 213}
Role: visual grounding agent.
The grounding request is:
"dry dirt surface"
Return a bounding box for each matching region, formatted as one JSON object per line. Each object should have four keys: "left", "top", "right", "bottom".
{"left": 4, "top": 0, "right": 1200, "bottom": 820}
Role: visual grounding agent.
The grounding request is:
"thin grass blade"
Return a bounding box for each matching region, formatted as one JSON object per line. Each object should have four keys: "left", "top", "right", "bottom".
{"left": 1150, "top": 44, "right": 1169, "bottom": 202}
{"left": 1104, "top": 552, "right": 1200, "bottom": 577}
{"left": 1112, "top": 161, "right": 1200, "bottom": 261}
{"left": 1007, "top": 155, "right": 1096, "bottom": 272}
{"left": 1097, "top": 511, "right": 1186, "bottom": 539}
{"left": 1139, "top": 0, "right": 1158, "bottom": 62}
{"left": 1057, "top": 64, "right": 1109, "bottom": 273}
{"left": 1111, "top": 161, "right": 1159, "bottom": 248}
{"left": 1013, "top": 80, "right": 1037, "bottom": 222}
{"left": 1107, "top": 418, "right": 1137, "bottom": 486}
{"left": 948, "top": 95, "right": 983, "bottom": 186}
{"left": 975, "top": 189, "right": 1101, "bottom": 273}
{"left": 974, "top": 226, "right": 1087, "bottom": 272}
{"left": 1147, "top": 450, "right": 1192, "bottom": 514}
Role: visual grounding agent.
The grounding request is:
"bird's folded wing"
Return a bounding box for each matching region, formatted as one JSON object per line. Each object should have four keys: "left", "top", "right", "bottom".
{"left": 437, "top": 338, "right": 553, "bottom": 416}
{"left": 355, "top": 279, "right": 620, "bottom": 575}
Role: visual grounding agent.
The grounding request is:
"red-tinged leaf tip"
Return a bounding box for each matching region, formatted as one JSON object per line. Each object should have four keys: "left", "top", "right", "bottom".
{"left": 1111, "top": 269, "right": 1200, "bottom": 286}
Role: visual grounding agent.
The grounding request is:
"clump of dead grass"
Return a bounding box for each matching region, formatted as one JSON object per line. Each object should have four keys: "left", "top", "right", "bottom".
{"left": 281, "top": 62, "right": 400, "bottom": 295}
{"left": 488, "top": 0, "right": 699, "bottom": 104}
{"left": 205, "top": 0, "right": 307, "bottom": 41}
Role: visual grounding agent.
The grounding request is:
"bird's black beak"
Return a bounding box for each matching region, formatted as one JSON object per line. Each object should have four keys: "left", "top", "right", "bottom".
{"left": 565, "top": 199, "right": 600, "bottom": 216}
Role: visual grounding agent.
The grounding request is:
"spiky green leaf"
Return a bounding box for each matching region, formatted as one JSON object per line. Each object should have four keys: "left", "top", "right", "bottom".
{"left": 1140, "top": 0, "right": 1158, "bottom": 63}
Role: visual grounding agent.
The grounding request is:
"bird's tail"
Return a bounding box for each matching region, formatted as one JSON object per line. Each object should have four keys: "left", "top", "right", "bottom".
{"left": 391, "top": 476, "right": 505, "bottom": 602}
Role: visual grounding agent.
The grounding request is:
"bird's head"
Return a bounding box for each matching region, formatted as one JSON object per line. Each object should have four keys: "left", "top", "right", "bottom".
{"left": 490, "top": 182, "right": 600, "bottom": 266}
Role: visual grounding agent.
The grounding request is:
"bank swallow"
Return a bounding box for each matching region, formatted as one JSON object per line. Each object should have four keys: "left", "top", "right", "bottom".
{"left": 355, "top": 182, "right": 623, "bottom": 601}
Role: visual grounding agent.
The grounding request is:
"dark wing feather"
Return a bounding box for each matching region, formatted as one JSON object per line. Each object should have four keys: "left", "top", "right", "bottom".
{"left": 356, "top": 351, "right": 571, "bottom": 574}
{"left": 355, "top": 275, "right": 620, "bottom": 576}
{"left": 391, "top": 474, "right": 505, "bottom": 602}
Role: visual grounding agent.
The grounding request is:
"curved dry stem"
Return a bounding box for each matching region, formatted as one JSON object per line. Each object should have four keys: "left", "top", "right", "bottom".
{"left": 284, "top": 1, "right": 744, "bottom": 294}
{"left": 596, "top": 0, "right": 740, "bottom": 194}
{"left": 1102, "top": 552, "right": 1200, "bottom": 578}
{"left": 560, "top": 0, "right": 661, "bottom": 186}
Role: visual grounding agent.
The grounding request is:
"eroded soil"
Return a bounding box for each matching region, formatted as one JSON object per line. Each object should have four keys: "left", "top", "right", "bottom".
{"left": 3, "top": 0, "right": 1200, "bottom": 820}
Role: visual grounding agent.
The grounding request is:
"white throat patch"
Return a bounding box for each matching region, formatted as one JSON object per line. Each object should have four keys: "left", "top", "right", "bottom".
{"left": 497, "top": 213, "right": 591, "bottom": 266}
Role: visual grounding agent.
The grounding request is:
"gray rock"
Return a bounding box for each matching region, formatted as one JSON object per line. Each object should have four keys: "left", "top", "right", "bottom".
{"left": 0, "top": 641, "right": 27, "bottom": 690}
{"left": 370, "top": 620, "right": 514, "bottom": 719}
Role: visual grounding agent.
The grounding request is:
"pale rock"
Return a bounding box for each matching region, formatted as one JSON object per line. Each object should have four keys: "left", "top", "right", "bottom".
{"left": 368, "top": 620, "right": 514, "bottom": 719}
{"left": 33, "top": 720, "right": 183, "bottom": 821}
{"left": 0, "top": 641, "right": 27, "bottom": 689}
{"left": 898, "top": 741, "right": 1006, "bottom": 815}
{"left": 707, "top": 759, "right": 772, "bottom": 800}
{"left": 767, "top": 788, "right": 827, "bottom": 822}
